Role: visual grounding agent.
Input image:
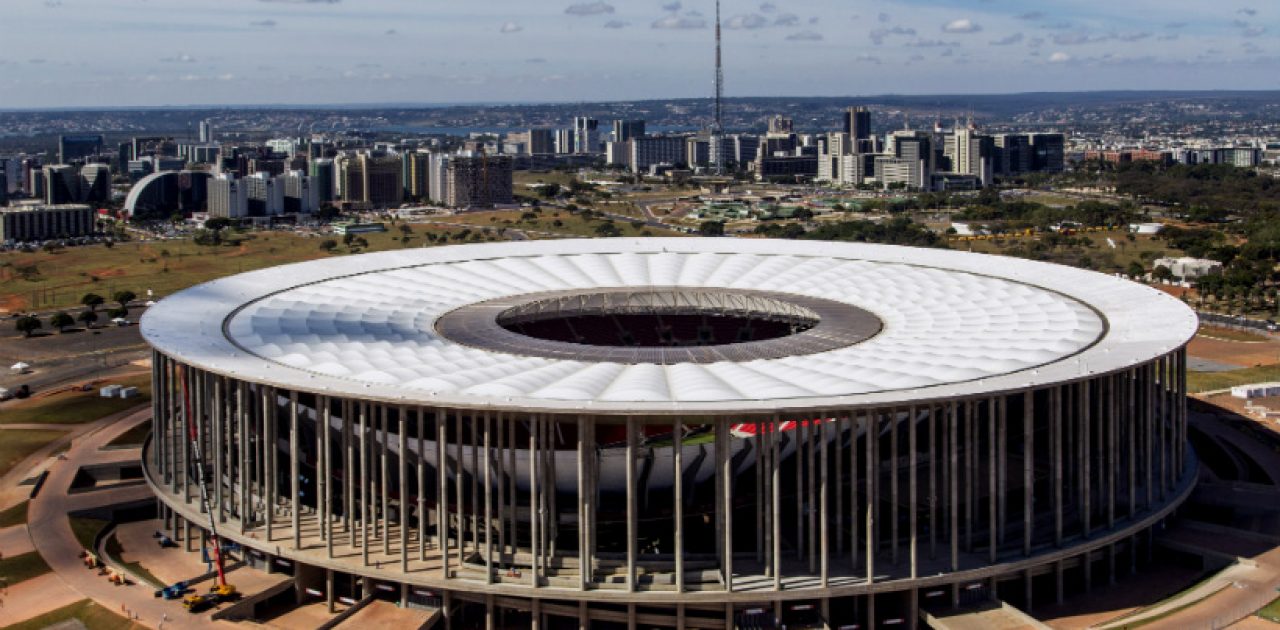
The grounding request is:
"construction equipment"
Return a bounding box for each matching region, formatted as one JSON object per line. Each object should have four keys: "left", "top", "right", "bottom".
{"left": 155, "top": 580, "right": 189, "bottom": 600}
{"left": 177, "top": 365, "right": 236, "bottom": 608}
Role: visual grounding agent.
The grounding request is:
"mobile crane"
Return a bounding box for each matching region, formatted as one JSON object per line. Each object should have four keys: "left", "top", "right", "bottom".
{"left": 176, "top": 366, "right": 238, "bottom": 613}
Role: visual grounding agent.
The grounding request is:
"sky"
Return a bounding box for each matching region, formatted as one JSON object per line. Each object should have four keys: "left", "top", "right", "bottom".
{"left": 0, "top": 0, "right": 1276, "bottom": 108}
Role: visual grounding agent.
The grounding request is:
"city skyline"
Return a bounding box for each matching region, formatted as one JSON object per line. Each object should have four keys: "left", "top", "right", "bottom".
{"left": 0, "top": 0, "right": 1276, "bottom": 109}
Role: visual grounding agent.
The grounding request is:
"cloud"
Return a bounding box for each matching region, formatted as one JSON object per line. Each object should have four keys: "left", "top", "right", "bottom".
{"left": 256, "top": 0, "right": 339, "bottom": 3}
{"left": 942, "top": 19, "right": 982, "bottom": 34}
{"left": 652, "top": 15, "right": 706, "bottom": 29}
{"left": 526, "top": 57, "right": 547, "bottom": 64}
{"left": 1165, "top": 22, "right": 1187, "bottom": 29}
{"left": 759, "top": 2, "right": 776, "bottom": 12}
{"left": 1241, "top": 26, "right": 1267, "bottom": 37}
{"left": 785, "top": 30, "right": 823, "bottom": 41}
{"left": 1118, "top": 32, "right": 1150, "bottom": 42}
{"left": 500, "top": 21, "right": 523, "bottom": 33}
{"left": 385, "top": 29, "right": 397, "bottom": 35}
{"left": 160, "top": 53, "right": 198, "bottom": 63}
{"left": 726, "top": 14, "right": 768, "bottom": 29}
{"left": 1016, "top": 11, "right": 1045, "bottom": 21}
{"left": 907, "top": 39, "right": 959, "bottom": 48}
{"left": 250, "top": 19, "right": 277, "bottom": 27}
{"left": 870, "top": 26, "right": 915, "bottom": 45}
{"left": 1239, "top": 7, "right": 1257, "bottom": 16}
{"left": 878, "top": 12, "right": 891, "bottom": 23}
{"left": 603, "top": 20, "right": 629, "bottom": 28}
{"left": 1049, "top": 51, "right": 1072, "bottom": 63}
{"left": 773, "top": 13, "right": 800, "bottom": 27}
{"left": 856, "top": 54, "right": 883, "bottom": 64}
{"left": 1053, "top": 32, "right": 1108, "bottom": 45}
{"left": 661, "top": 1, "right": 681, "bottom": 11}
{"left": 565, "top": 2, "right": 614, "bottom": 16}
{"left": 990, "top": 33, "right": 1024, "bottom": 46}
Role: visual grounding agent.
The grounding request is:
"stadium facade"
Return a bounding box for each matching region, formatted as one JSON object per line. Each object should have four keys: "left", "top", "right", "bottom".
{"left": 141, "top": 239, "right": 1198, "bottom": 629}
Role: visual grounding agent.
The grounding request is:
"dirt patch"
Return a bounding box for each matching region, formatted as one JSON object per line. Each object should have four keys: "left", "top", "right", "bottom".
{"left": 1189, "top": 336, "right": 1280, "bottom": 368}
{"left": 0, "top": 294, "right": 29, "bottom": 314}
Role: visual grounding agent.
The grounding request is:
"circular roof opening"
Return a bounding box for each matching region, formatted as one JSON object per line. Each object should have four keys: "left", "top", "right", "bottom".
{"left": 436, "top": 287, "right": 884, "bottom": 365}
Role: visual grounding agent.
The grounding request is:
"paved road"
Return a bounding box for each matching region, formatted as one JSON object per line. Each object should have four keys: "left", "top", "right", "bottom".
{"left": 23, "top": 408, "right": 235, "bottom": 629}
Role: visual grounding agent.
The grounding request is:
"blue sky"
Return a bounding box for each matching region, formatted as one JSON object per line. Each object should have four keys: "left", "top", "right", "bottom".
{"left": 0, "top": 0, "right": 1275, "bottom": 108}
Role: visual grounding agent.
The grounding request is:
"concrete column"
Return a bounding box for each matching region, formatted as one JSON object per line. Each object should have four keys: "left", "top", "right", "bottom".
{"left": 1054, "top": 386, "right": 1062, "bottom": 547}
{"left": 496, "top": 412, "right": 506, "bottom": 562}
{"left": 774, "top": 415, "right": 784, "bottom": 589}
{"left": 909, "top": 405, "right": 918, "bottom": 579}
{"left": 756, "top": 420, "right": 765, "bottom": 567}
{"left": 949, "top": 402, "right": 959, "bottom": 572}
{"left": 284, "top": 394, "right": 298, "bottom": 547}
{"left": 530, "top": 414, "right": 541, "bottom": 589}
{"left": 820, "top": 412, "right": 830, "bottom": 587}
{"left": 484, "top": 412, "right": 493, "bottom": 583}
{"left": 382, "top": 406, "right": 392, "bottom": 556}
{"left": 890, "top": 408, "right": 900, "bottom": 566}
{"left": 998, "top": 397, "right": 1008, "bottom": 546}
{"left": 851, "top": 413, "right": 859, "bottom": 568}
{"left": 988, "top": 398, "right": 998, "bottom": 564}
{"left": 325, "top": 568, "right": 334, "bottom": 613}
{"left": 455, "top": 410, "right": 466, "bottom": 565}
{"left": 344, "top": 400, "right": 353, "bottom": 535}
{"left": 438, "top": 409, "right": 449, "bottom": 579}
{"left": 471, "top": 411, "right": 480, "bottom": 560}
{"left": 1024, "top": 390, "right": 1034, "bottom": 557}
{"left": 401, "top": 407, "right": 409, "bottom": 573}
{"left": 1083, "top": 380, "right": 1092, "bottom": 538}
{"left": 324, "top": 397, "right": 333, "bottom": 558}
{"left": 674, "top": 417, "right": 684, "bottom": 592}
{"left": 928, "top": 405, "right": 936, "bottom": 561}
{"left": 264, "top": 387, "right": 274, "bottom": 542}
{"left": 866, "top": 410, "right": 876, "bottom": 585}
{"left": 836, "top": 412, "right": 845, "bottom": 558}
{"left": 797, "top": 417, "right": 806, "bottom": 563}
{"left": 418, "top": 408, "right": 427, "bottom": 561}
{"left": 239, "top": 381, "right": 248, "bottom": 532}
{"left": 361, "top": 403, "right": 370, "bottom": 566}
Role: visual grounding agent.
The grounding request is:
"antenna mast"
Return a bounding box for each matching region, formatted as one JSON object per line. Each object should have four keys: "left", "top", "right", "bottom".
{"left": 712, "top": 0, "right": 725, "bottom": 175}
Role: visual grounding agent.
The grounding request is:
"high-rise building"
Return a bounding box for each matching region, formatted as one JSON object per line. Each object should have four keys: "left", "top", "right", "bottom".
{"left": 403, "top": 151, "right": 431, "bottom": 201}
{"left": 952, "top": 126, "right": 994, "bottom": 185}
{"left": 428, "top": 154, "right": 451, "bottom": 205}
{"left": 574, "top": 118, "right": 600, "bottom": 154}
{"left": 767, "top": 115, "right": 794, "bottom": 135}
{"left": 198, "top": 120, "right": 213, "bottom": 144}
{"left": 282, "top": 171, "right": 318, "bottom": 214}
{"left": 994, "top": 134, "right": 1032, "bottom": 176}
{"left": 844, "top": 107, "right": 872, "bottom": 144}
{"left": 340, "top": 152, "right": 404, "bottom": 207}
{"left": 612, "top": 120, "right": 647, "bottom": 143}
{"left": 59, "top": 135, "right": 104, "bottom": 164}
{"left": 309, "top": 159, "right": 336, "bottom": 203}
{"left": 527, "top": 129, "right": 555, "bottom": 155}
{"left": 1030, "top": 134, "right": 1066, "bottom": 172}
{"left": 245, "top": 173, "right": 285, "bottom": 216}
{"left": 628, "top": 137, "right": 688, "bottom": 174}
{"left": 43, "top": 163, "right": 112, "bottom": 205}
{"left": 208, "top": 175, "right": 249, "bottom": 219}
{"left": 445, "top": 155, "right": 514, "bottom": 208}
{"left": 555, "top": 129, "right": 575, "bottom": 155}
{"left": 686, "top": 137, "right": 711, "bottom": 167}
{"left": 879, "top": 130, "right": 935, "bottom": 190}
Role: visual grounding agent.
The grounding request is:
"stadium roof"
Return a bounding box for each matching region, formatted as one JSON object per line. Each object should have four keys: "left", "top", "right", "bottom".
{"left": 141, "top": 238, "right": 1197, "bottom": 415}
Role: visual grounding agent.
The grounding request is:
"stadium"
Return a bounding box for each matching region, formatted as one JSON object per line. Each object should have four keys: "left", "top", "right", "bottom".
{"left": 141, "top": 238, "right": 1198, "bottom": 629}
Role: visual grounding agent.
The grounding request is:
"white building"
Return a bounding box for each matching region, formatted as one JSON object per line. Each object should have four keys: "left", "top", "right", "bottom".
{"left": 1153, "top": 257, "right": 1222, "bottom": 280}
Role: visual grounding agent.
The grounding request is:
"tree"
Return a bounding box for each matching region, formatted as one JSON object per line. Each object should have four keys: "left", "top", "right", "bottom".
{"left": 15, "top": 315, "right": 41, "bottom": 338}
{"left": 205, "top": 217, "right": 232, "bottom": 231}
{"left": 113, "top": 290, "right": 137, "bottom": 310}
{"left": 699, "top": 220, "right": 726, "bottom": 237}
{"left": 107, "top": 306, "right": 128, "bottom": 320}
{"left": 81, "top": 293, "right": 105, "bottom": 312}
{"left": 319, "top": 239, "right": 338, "bottom": 253}
{"left": 78, "top": 309, "right": 99, "bottom": 329}
{"left": 1152, "top": 265, "right": 1174, "bottom": 282}
{"left": 50, "top": 311, "right": 74, "bottom": 333}
{"left": 1126, "top": 261, "right": 1146, "bottom": 279}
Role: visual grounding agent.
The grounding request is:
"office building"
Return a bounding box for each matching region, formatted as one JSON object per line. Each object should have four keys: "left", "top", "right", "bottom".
{"left": 994, "top": 134, "right": 1032, "bottom": 176}
{"left": 574, "top": 117, "right": 600, "bottom": 154}
{"left": 527, "top": 129, "right": 556, "bottom": 155}
{"left": 767, "top": 115, "right": 794, "bottom": 135}
{"left": 198, "top": 120, "right": 213, "bottom": 144}
{"left": 43, "top": 163, "right": 112, "bottom": 205}
{"left": 402, "top": 151, "right": 431, "bottom": 201}
{"left": 309, "top": 159, "right": 336, "bottom": 204}
{"left": 123, "top": 170, "right": 212, "bottom": 220}
{"left": 555, "top": 129, "right": 575, "bottom": 155}
{"left": 245, "top": 173, "right": 285, "bottom": 217}
{"left": 686, "top": 137, "right": 711, "bottom": 167}
{"left": 208, "top": 175, "right": 249, "bottom": 219}
{"left": 0, "top": 204, "right": 96, "bottom": 242}
{"left": 612, "top": 120, "right": 647, "bottom": 143}
{"left": 59, "top": 135, "right": 104, "bottom": 164}
{"left": 1030, "top": 134, "right": 1066, "bottom": 172}
{"left": 428, "top": 154, "right": 451, "bottom": 205}
{"left": 445, "top": 155, "right": 513, "bottom": 208}
{"left": 339, "top": 152, "right": 404, "bottom": 207}
{"left": 282, "top": 171, "right": 319, "bottom": 214}
{"left": 844, "top": 106, "right": 872, "bottom": 145}
{"left": 628, "top": 137, "right": 688, "bottom": 174}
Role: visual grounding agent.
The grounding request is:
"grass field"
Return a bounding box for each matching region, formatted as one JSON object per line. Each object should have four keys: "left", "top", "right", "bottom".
{"left": 1188, "top": 365, "right": 1280, "bottom": 393}
{"left": 0, "top": 223, "right": 505, "bottom": 314}
{"left": 952, "top": 231, "right": 1179, "bottom": 273}
{"left": 70, "top": 516, "right": 108, "bottom": 551}
{"left": 0, "top": 599, "right": 143, "bottom": 630}
{"left": 1258, "top": 595, "right": 1280, "bottom": 622}
{"left": 0, "top": 373, "right": 151, "bottom": 426}
{"left": 0, "top": 501, "right": 27, "bottom": 528}
{"left": 0, "top": 551, "right": 52, "bottom": 586}
{"left": 424, "top": 208, "right": 683, "bottom": 239}
{"left": 0, "top": 428, "right": 67, "bottom": 479}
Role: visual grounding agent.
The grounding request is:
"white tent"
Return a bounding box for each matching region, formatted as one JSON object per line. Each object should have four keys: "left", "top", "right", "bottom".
{"left": 11, "top": 362, "right": 31, "bottom": 373}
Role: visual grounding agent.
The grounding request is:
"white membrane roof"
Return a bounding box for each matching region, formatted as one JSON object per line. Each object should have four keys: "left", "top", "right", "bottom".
{"left": 141, "top": 239, "right": 1198, "bottom": 415}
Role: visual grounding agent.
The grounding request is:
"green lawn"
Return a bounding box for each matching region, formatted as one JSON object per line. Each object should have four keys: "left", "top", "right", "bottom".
{"left": 106, "top": 422, "right": 151, "bottom": 448}
{"left": 0, "top": 373, "right": 151, "bottom": 426}
{"left": 0, "top": 551, "right": 52, "bottom": 586}
{"left": 70, "top": 516, "right": 108, "bottom": 551}
{"left": 1188, "top": 365, "right": 1280, "bottom": 393}
{"left": 0, "top": 599, "right": 142, "bottom": 630}
{"left": 1258, "top": 594, "right": 1280, "bottom": 622}
{"left": 0, "top": 429, "right": 67, "bottom": 479}
{"left": 0, "top": 501, "right": 27, "bottom": 528}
